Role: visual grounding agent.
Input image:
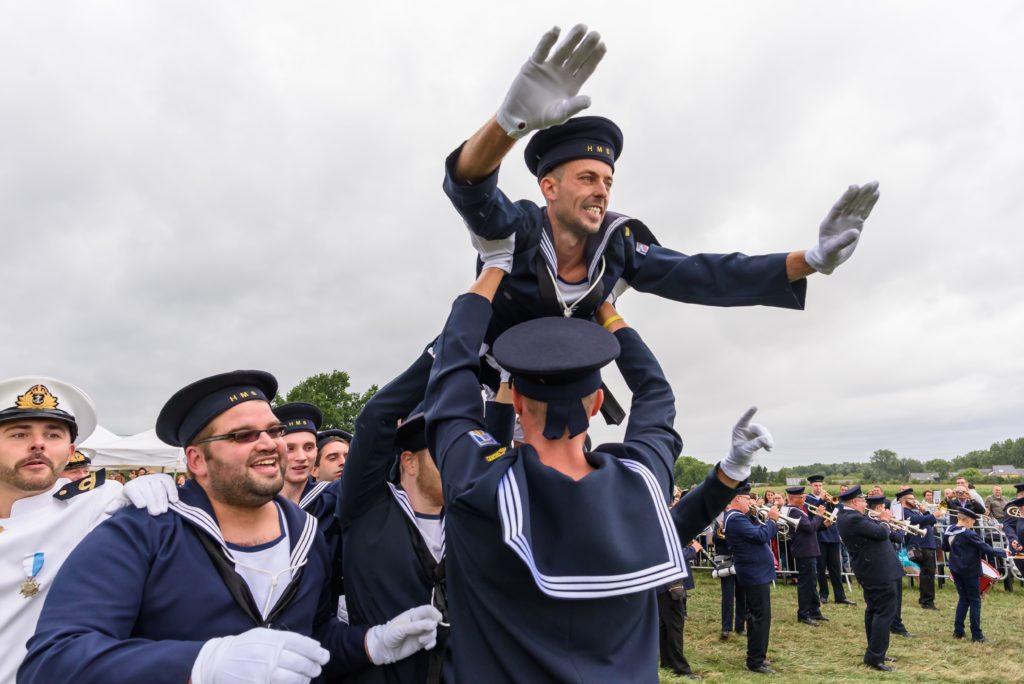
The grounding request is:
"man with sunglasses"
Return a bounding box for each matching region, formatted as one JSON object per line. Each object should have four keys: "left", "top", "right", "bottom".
{"left": 20, "top": 370, "right": 441, "bottom": 684}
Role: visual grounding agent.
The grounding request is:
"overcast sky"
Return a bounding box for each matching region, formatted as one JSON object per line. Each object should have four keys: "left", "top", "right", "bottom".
{"left": 3, "top": 1, "right": 1022, "bottom": 468}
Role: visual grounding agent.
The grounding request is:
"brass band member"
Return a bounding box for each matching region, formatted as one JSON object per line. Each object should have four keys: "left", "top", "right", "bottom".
{"left": 783, "top": 486, "right": 829, "bottom": 626}
{"left": 806, "top": 475, "right": 854, "bottom": 606}
{"left": 836, "top": 486, "right": 902, "bottom": 672}
{"left": 897, "top": 488, "right": 938, "bottom": 609}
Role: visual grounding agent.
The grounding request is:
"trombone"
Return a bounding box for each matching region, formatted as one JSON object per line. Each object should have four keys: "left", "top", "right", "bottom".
{"left": 867, "top": 510, "right": 927, "bottom": 537}
{"left": 806, "top": 503, "right": 838, "bottom": 524}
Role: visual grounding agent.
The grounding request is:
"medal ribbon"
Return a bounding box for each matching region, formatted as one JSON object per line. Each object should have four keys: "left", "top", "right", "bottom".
{"left": 23, "top": 552, "right": 44, "bottom": 580}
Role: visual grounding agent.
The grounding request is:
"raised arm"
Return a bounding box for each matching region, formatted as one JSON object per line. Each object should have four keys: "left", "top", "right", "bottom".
{"left": 339, "top": 349, "right": 434, "bottom": 524}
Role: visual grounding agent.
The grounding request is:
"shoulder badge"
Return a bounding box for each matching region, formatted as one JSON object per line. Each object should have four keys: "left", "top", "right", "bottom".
{"left": 466, "top": 429, "right": 499, "bottom": 448}
{"left": 54, "top": 468, "right": 107, "bottom": 501}
{"left": 485, "top": 447, "right": 507, "bottom": 463}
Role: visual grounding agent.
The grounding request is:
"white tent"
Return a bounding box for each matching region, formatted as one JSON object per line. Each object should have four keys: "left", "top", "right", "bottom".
{"left": 79, "top": 427, "right": 185, "bottom": 470}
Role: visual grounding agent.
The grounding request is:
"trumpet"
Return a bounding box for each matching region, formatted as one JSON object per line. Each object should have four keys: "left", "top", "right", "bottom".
{"left": 822, "top": 493, "right": 840, "bottom": 505}
{"left": 752, "top": 505, "right": 801, "bottom": 534}
{"left": 806, "top": 503, "right": 838, "bottom": 524}
{"left": 867, "top": 510, "right": 927, "bottom": 537}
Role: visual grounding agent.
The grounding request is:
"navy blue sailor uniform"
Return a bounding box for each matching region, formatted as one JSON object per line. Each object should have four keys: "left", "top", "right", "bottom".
{"left": 19, "top": 481, "right": 370, "bottom": 684}
{"left": 943, "top": 523, "right": 1004, "bottom": 640}
{"left": 338, "top": 349, "right": 453, "bottom": 684}
{"left": 425, "top": 293, "right": 735, "bottom": 683}
{"left": 1002, "top": 498, "right": 1024, "bottom": 585}
{"left": 443, "top": 149, "right": 807, "bottom": 344}
{"left": 299, "top": 476, "right": 344, "bottom": 603}
{"left": 722, "top": 508, "right": 777, "bottom": 670}
{"left": 836, "top": 507, "right": 903, "bottom": 668}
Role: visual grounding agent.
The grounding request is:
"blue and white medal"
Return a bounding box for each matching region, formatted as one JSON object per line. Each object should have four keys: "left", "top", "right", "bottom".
{"left": 20, "top": 552, "right": 44, "bottom": 598}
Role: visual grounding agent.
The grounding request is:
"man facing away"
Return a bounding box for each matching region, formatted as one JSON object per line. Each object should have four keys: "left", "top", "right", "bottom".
{"left": 424, "top": 260, "right": 773, "bottom": 682}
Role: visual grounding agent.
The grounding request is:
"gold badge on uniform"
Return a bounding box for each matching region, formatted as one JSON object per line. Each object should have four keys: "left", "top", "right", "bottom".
{"left": 15, "top": 384, "right": 59, "bottom": 410}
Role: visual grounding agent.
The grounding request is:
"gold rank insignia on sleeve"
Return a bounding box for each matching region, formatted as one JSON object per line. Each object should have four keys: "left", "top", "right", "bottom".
{"left": 54, "top": 469, "right": 107, "bottom": 500}
{"left": 485, "top": 447, "right": 507, "bottom": 463}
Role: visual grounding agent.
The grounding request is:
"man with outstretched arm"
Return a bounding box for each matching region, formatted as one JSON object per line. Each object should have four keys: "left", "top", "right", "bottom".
{"left": 444, "top": 24, "right": 880, "bottom": 352}
{"left": 424, "top": 251, "right": 773, "bottom": 681}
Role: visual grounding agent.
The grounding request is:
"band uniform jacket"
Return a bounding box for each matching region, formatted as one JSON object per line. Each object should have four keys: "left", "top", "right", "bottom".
{"left": 722, "top": 509, "right": 778, "bottom": 586}
{"left": 836, "top": 509, "right": 903, "bottom": 586}
{"left": 785, "top": 506, "right": 823, "bottom": 558}
{"left": 943, "top": 526, "right": 1004, "bottom": 578}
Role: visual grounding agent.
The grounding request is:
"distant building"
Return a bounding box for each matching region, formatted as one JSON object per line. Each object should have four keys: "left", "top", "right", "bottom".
{"left": 983, "top": 465, "right": 1024, "bottom": 478}
{"left": 909, "top": 472, "right": 940, "bottom": 482}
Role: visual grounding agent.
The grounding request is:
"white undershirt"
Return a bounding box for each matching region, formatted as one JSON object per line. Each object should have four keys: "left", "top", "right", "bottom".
{"left": 227, "top": 504, "right": 293, "bottom": 619}
{"left": 413, "top": 513, "right": 443, "bottom": 563}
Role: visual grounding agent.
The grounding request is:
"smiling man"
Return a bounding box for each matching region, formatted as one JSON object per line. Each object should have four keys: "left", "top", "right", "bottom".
{"left": 444, "top": 24, "right": 879, "bottom": 365}
{"left": 20, "top": 371, "right": 440, "bottom": 684}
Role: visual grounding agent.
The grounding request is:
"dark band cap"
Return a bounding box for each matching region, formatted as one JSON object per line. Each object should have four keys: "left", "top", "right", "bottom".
{"left": 1005, "top": 496, "right": 1024, "bottom": 509}
{"left": 317, "top": 428, "right": 353, "bottom": 450}
{"left": 895, "top": 488, "right": 914, "bottom": 500}
{"left": 494, "top": 316, "right": 619, "bottom": 440}
{"left": 524, "top": 115, "right": 623, "bottom": 178}
{"left": 736, "top": 483, "right": 752, "bottom": 496}
{"left": 65, "top": 450, "right": 92, "bottom": 469}
{"left": 838, "top": 485, "right": 864, "bottom": 502}
{"left": 273, "top": 402, "right": 323, "bottom": 435}
{"left": 1014, "top": 482, "right": 1024, "bottom": 493}
{"left": 956, "top": 506, "right": 980, "bottom": 520}
{"left": 806, "top": 474, "right": 825, "bottom": 484}
{"left": 395, "top": 413, "right": 427, "bottom": 454}
{"left": 785, "top": 486, "right": 805, "bottom": 495}
{"left": 156, "top": 370, "right": 277, "bottom": 447}
{"left": 866, "top": 494, "right": 887, "bottom": 506}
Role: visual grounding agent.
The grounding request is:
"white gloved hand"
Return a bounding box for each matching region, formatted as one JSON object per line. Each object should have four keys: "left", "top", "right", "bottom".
{"left": 804, "top": 181, "right": 880, "bottom": 274}
{"left": 720, "top": 407, "right": 773, "bottom": 482}
{"left": 122, "top": 474, "right": 179, "bottom": 515}
{"left": 496, "top": 24, "right": 606, "bottom": 139}
{"left": 191, "top": 628, "right": 330, "bottom": 684}
{"left": 365, "top": 605, "right": 442, "bottom": 665}
{"left": 469, "top": 229, "right": 516, "bottom": 274}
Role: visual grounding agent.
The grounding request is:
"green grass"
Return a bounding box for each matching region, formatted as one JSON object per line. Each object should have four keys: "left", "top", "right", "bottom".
{"left": 660, "top": 573, "right": 1024, "bottom": 683}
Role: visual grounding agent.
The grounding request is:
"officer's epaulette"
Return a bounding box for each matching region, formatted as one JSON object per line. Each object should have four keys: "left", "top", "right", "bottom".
{"left": 54, "top": 468, "right": 107, "bottom": 501}
{"left": 621, "top": 218, "right": 661, "bottom": 247}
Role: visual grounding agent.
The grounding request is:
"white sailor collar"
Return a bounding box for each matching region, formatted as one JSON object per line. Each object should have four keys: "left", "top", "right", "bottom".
{"left": 497, "top": 449, "right": 686, "bottom": 600}
{"left": 386, "top": 482, "right": 446, "bottom": 559}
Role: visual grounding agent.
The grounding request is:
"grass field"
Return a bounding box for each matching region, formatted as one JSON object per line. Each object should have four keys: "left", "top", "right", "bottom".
{"left": 659, "top": 573, "right": 1024, "bottom": 683}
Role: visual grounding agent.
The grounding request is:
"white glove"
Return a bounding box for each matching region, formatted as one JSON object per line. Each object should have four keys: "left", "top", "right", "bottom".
{"left": 720, "top": 407, "right": 773, "bottom": 482}
{"left": 496, "top": 24, "right": 606, "bottom": 139}
{"left": 365, "top": 605, "right": 442, "bottom": 666}
{"left": 804, "top": 181, "right": 880, "bottom": 274}
{"left": 191, "top": 628, "right": 329, "bottom": 684}
{"left": 469, "top": 228, "right": 516, "bottom": 274}
{"left": 122, "top": 473, "right": 179, "bottom": 515}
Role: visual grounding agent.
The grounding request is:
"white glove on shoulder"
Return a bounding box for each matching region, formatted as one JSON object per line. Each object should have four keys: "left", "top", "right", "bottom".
{"left": 365, "top": 605, "right": 442, "bottom": 666}
{"left": 122, "top": 473, "right": 179, "bottom": 515}
{"left": 468, "top": 228, "right": 515, "bottom": 274}
{"left": 720, "top": 407, "right": 773, "bottom": 482}
{"left": 497, "top": 24, "right": 606, "bottom": 139}
{"left": 192, "top": 628, "right": 329, "bottom": 684}
{"left": 805, "top": 181, "right": 880, "bottom": 274}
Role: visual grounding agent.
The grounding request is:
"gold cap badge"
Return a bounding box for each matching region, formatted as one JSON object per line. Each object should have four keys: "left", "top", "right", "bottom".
{"left": 15, "top": 384, "right": 59, "bottom": 410}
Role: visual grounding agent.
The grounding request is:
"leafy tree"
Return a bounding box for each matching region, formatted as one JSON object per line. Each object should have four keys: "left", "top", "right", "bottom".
{"left": 870, "top": 449, "right": 905, "bottom": 480}
{"left": 275, "top": 370, "right": 378, "bottom": 432}
{"left": 674, "top": 456, "right": 715, "bottom": 488}
{"left": 749, "top": 464, "right": 769, "bottom": 483}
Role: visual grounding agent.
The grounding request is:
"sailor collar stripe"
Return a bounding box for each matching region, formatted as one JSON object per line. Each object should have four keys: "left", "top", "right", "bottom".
{"left": 387, "top": 482, "right": 446, "bottom": 559}
{"left": 497, "top": 458, "right": 687, "bottom": 599}
{"left": 168, "top": 499, "right": 318, "bottom": 569}
{"left": 538, "top": 213, "right": 630, "bottom": 285}
{"left": 299, "top": 481, "right": 331, "bottom": 510}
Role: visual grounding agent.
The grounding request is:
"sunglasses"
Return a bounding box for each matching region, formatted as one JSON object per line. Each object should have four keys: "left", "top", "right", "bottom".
{"left": 194, "top": 425, "right": 288, "bottom": 445}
